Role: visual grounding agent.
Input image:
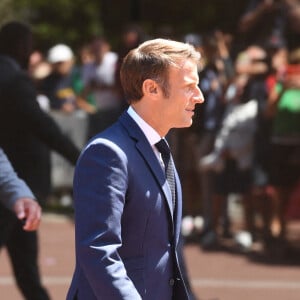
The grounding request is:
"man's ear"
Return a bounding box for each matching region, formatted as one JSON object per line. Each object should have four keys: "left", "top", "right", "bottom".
{"left": 142, "top": 79, "right": 158, "bottom": 96}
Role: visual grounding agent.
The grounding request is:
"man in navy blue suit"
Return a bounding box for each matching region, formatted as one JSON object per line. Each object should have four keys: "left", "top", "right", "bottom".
{"left": 0, "top": 147, "right": 41, "bottom": 231}
{"left": 67, "top": 38, "right": 204, "bottom": 300}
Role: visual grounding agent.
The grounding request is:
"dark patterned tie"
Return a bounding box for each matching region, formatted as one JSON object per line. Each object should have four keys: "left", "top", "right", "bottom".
{"left": 155, "top": 139, "right": 176, "bottom": 212}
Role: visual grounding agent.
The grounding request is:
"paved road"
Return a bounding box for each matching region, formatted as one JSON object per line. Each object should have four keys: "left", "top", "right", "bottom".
{"left": 1, "top": 213, "right": 300, "bottom": 300}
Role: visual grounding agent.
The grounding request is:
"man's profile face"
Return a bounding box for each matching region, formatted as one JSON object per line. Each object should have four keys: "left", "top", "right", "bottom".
{"left": 158, "top": 59, "right": 204, "bottom": 131}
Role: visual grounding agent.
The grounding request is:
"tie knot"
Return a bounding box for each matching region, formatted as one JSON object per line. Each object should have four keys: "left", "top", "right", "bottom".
{"left": 155, "top": 139, "right": 170, "bottom": 156}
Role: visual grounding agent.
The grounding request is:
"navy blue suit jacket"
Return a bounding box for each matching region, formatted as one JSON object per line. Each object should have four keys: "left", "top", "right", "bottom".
{"left": 67, "top": 112, "right": 189, "bottom": 300}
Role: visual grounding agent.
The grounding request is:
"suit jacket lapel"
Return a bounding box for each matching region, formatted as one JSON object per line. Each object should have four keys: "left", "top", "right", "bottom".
{"left": 119, "top": 112, "right": 175, "bottom": 221}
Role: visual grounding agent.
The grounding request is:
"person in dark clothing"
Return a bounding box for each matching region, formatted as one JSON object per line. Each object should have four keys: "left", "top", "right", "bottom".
{"left": 235, "top": 0, "right": 300, "bottom": 56}
{"left": 237, "top": 0, "right": 285, "bottom": 50}
{"left": 0, "top": 21, "right": 80, "bottom": 300}
{"left": 195, "top": 31, "right": 233, "bottom": 248}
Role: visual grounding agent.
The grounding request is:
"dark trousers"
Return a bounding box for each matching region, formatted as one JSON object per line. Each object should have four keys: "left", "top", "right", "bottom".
{"left": 0, "top": 205, "right": 50, "bottom": 300}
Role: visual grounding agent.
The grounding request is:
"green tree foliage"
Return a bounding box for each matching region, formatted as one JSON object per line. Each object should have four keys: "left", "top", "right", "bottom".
{"left": 0, "top": 0, "right": 246, "bottom": 53}
{"left": 0, "top": 0, "right": 22, "bottom": 24}
{"left": 2, "top": 0, "right": 103, "bottom": 52}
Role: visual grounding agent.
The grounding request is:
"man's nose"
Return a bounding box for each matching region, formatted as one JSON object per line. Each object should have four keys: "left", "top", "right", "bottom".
{"left": 193, "top": 86, "right": 204, "bottom": 104}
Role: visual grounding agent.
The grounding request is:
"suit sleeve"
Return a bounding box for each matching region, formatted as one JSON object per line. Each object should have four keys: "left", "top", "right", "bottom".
{"left": 7, "top": 73, "right": 80, "bottom": 165}
{"left": 0, "top": 148, "right": 35, "bottom": 210}
{"left": 73, "top": 139, "right": 142, "bottom": 299}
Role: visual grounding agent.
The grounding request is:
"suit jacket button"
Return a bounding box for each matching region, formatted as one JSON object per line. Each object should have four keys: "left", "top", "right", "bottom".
{"left": 169, "top": 278, "right": 175, "bottom": 286}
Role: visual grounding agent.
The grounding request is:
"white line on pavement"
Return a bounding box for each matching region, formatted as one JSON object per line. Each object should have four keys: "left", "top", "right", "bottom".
{"left": 0, "top": 276, "right": 71, "bottom": 285}
{"left": 192, "top": 278, "right": 300, "bottom": 289}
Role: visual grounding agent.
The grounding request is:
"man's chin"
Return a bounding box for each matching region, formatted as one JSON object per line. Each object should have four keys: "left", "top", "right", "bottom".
{"left": 175, "top": 121, "right": 193, "bottom": 129}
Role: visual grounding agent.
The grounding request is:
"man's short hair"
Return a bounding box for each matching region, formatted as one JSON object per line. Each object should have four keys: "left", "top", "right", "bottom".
{"left": 120, "top": 38, "right": 200, "bottom": 103}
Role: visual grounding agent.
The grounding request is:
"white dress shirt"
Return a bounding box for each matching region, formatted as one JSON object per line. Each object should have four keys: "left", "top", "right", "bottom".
{"left": 127, "top": 106, "right": 164, "bottom": 167}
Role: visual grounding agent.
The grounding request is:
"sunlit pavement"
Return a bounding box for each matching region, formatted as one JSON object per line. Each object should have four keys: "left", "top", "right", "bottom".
{"left": 1, "top": 213, "right": 300, "bottom": 300}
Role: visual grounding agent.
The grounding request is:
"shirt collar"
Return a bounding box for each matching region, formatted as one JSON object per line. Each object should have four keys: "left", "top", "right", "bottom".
{"left": 127, "top": 106, "right": 161, "bottom": 146}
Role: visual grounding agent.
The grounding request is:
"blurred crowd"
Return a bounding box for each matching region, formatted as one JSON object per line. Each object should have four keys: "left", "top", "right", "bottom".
{"left": 25, "top": 0, "right": 300, "bottom": 254}
{"left": 177, "top": 0, "right": 300, "bottom": 255}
